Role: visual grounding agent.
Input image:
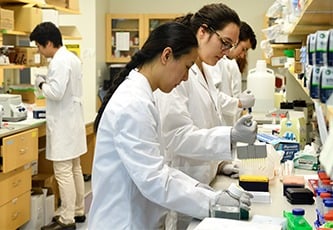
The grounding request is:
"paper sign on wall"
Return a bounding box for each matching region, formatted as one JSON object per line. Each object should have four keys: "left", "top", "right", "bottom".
{"left": 115, "top": 32, "right": 130, "bottom": 51}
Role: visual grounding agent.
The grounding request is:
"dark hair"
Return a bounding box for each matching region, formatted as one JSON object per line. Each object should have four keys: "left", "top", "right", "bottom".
{"left": 30, "top": 22, "right": 63, "bottom": 47}
{"left": 175, "top": 3, "right": 240, "bottom": 36}
{"left": 236, "top": 21, "right": 257, "bottom": 73}
{"left": 239, "top": 21, "right": 257, "bottom": 49}
{"left": 94, "top": 22, "right": 198, "bottom": 132}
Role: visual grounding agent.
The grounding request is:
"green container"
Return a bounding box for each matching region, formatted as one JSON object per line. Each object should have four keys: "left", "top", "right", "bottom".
{"left": 283, "top": 208, "right": 312, "bottom": 230}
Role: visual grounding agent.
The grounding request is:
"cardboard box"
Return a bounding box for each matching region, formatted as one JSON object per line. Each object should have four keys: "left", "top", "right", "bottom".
{"left": 266, "top": 43, "right": 302, "bottom": 67}
{"left": 42, "top": 9, "right": 58, "bottom": 26}
{"left": 20, "top": 189, "right": 44, "bottom": 230}
{"left": 8, "top": 47, "right": 43, "bottom": 66}
{"left": 4, "top": 5, "right": 42, "bottom": 32}
{"left": 257, "top": 133, "right": 300, "bottom": 162}
{"left": 42, "top": 188, "right": 55, "bottom": 225}
{"left": 0, "top": 8, "right": 13, "bottom": 30}
{"left": 45, "top": 0, "right": 67, "bottom": 8}
{"left": 67, "top": 0, "right": 79, "bottom": 10}
{"left": 9, "top": 84, "right": 36, "bottom": 104}
{"left": 32, "top": 173, "right": 59, "bottom": 209}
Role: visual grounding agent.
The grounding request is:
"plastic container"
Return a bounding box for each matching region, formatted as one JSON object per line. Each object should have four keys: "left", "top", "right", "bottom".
{"left": 283, "top": 208, "right": 312, "bottom": 230}
{"left": 328, "top": 29, "right": 333, "bottom": 67}
{"left": 324, "top": 200, "right": 333, "bottom": 214}
{"left": 315, "top": 30, "right": 330, "bottom": 66}
{"left": 319, "top": 66, "right": 333, "bottom": 103}
{"left": 306, "top": 33, "right": 316, "bottom": 65}
{"left": 247, "top": 60, "right": 275, "bottom": 113}
{"left": 309, "top": 65, "right": 321, "bottom": 99}
{"left": 319, "top": 192, "right": 333, "bottom": 215}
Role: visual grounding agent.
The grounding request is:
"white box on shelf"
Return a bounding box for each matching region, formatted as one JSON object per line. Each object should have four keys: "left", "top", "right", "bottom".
{"left": 42, "top": 9, "right": 58, "bottom": 27}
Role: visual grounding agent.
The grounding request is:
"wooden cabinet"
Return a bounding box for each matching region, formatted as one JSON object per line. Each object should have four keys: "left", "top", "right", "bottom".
{"left": 106, "top": 13, "right": 182, "bottom": 63}
{"left": 105, "top": 14, "right": 144, "bottom": 63}
{"left": 0, "top": 191, "right": 31, "bottom": 230}
{"left": 0, "top": 128, "right": 38, "bottom": 230}
{"left": 1, "top": 128, "right": 38, "bottom": 173}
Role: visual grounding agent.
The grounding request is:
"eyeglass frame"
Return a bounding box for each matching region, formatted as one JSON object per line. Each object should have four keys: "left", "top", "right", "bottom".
{"left": 207, "top": 26, "right": 237, "bottom": 51}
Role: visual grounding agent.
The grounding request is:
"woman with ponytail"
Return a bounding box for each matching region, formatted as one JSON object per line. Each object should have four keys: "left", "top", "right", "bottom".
{"left": 88, "top": 22, "right": 229, "bottom": 229}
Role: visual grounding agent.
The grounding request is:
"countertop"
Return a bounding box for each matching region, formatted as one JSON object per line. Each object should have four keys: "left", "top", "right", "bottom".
{"left": 0, "top": 117, "right": 46, "bottom": 138}
{"left": 187, "top": 169, "right": 318, "bottom": 229}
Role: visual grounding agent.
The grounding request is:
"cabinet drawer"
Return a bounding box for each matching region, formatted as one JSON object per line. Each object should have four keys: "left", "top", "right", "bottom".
{"left": 1, "top": 128, "right": 38, "bottom": 173}
{"left": 0, "top": 191, "right": 30, "bottom": 230}
{"left": 0, "top": 167, "right": 31, "bottom": 206}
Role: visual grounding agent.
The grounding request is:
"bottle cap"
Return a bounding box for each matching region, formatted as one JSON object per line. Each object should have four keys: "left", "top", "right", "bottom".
{"left": 324, "top": 210, "right": 333, "bottom": 221}
{"left": 292, "top": 208, "right": 305, "bottom": 216}
{"left": 324, "top": 200, "right": 333, "bottom": 207}
{"left": 321, "top": 192, "right": 332, "bottom": 199}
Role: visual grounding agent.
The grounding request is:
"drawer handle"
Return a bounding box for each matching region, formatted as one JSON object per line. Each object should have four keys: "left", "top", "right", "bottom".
{"left": 19, "top": 148, "right": 27, "bottom": 154}
{"left": 12, "top": 211, "right": 20, "bottom": 220}
{"left": 12, "top": 179, "right": 21, "bottom": 188}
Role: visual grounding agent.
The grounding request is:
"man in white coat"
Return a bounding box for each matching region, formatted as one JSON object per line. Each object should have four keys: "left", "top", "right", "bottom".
{"left": 31, "top": 22, "right": 87, "bottom": 230}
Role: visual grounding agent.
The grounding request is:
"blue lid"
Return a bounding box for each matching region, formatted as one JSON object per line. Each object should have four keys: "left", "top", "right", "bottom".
{"left": 316, "top": 188, "right": 327, "bottom": 195}
{"left": 324, "top": 200, "right": 333, "bottom": 207}
{"left": 292, "top": 208, "right": 305, "bottom": 216}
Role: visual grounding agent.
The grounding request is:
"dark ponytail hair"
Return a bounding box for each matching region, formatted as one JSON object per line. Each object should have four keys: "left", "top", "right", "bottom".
{"left": 94, "top": 22, "right": 198, "bottom": 132}
{"left": 175, "top": 3, "right": 240, "bottom": 36}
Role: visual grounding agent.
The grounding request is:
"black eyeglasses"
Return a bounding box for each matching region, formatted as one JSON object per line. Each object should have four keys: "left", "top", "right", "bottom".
{"left": 208, "top": 26, "right": 236, "bottom": 51}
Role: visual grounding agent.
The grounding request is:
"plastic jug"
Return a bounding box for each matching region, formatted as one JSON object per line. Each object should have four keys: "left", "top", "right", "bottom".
{"left": 247, "top": 60, "right": 275, "bottom": 113}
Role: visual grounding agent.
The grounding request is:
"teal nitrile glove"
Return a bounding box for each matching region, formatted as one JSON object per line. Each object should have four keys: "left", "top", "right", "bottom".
{"left": 231, "top": 115, "right": 257, "bottom": 144}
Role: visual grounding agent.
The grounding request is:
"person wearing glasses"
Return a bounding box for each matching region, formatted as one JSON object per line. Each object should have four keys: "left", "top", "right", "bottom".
{"left": 204, "top": 21, "right": 257, "bottom": 126}
{"left": 154, "top": 3, "right": 257, "bottom": 229}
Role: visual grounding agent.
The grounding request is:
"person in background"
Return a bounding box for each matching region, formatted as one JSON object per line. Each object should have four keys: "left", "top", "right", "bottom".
{"left": 204, "top": 21, "right": 257, "bottom": 179}
{"left": 154, "top": 4, "right": 257, "bottom": 229}
{"left": 31, "top": 22, "right": 87, "bottom": 230}
{"left": 205, "top": 21, "right": 257, "bottom": 126}
{"left": 88, "top": 22, "right": 252, "bottom": 230}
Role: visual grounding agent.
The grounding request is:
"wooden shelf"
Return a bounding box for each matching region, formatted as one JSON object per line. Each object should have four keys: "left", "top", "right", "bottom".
{"left": 0, "top": 64, "right": 25, "bottom": 69}
{"left": 59, "top": 26, "right": 81, "bottom": 40}
{"left": 0, "top": 0, "right": 79, "bottom": 14}
{"left": 289, "top": 0, "right": 333, "bottom": 35}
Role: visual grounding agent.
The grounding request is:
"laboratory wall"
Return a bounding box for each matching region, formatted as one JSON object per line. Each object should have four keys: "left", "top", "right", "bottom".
{"left": 59, "top": 0, "right": 109, "bottom": 123}
{"left": 58, "top": 0, "right": 275, "bottom": 123}
{"left": 108, "top": 0, "right": 276, "bottom": 73}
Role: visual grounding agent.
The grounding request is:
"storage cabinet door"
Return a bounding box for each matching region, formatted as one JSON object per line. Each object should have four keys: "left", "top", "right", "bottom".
{"left": 1, "top": 128, "right": 38, "bottom": 173}
{"left": 106, "top": 14, "right": 144, "bottom": 63}
{"left": 0, "top": 191, "right": 30, "bottom": 230}
{"left": 0, "top": 167, "right": 31, "bottom": 206}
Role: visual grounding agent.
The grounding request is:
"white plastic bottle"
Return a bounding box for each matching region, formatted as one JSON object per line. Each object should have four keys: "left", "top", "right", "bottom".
{"left": 247, "top": 60, "right": 275, "bottom": 113}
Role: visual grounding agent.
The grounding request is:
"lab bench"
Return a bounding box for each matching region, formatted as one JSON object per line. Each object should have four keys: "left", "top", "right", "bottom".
{"left": 187, "top": 169, "right": 317, "bottom": 230}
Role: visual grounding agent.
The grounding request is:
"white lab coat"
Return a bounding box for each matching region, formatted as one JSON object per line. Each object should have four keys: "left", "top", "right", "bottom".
{"left": 155, "top": 64, "right": 234, "bottom": 185}
{"left": 203, "top": 57, "right": 242, "bottom": 126}
{"left": 42, "top": 46, "right": 87, "bottom": 161}
{"left": 88, "top": 70, "right": 218, "bottom": 230}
